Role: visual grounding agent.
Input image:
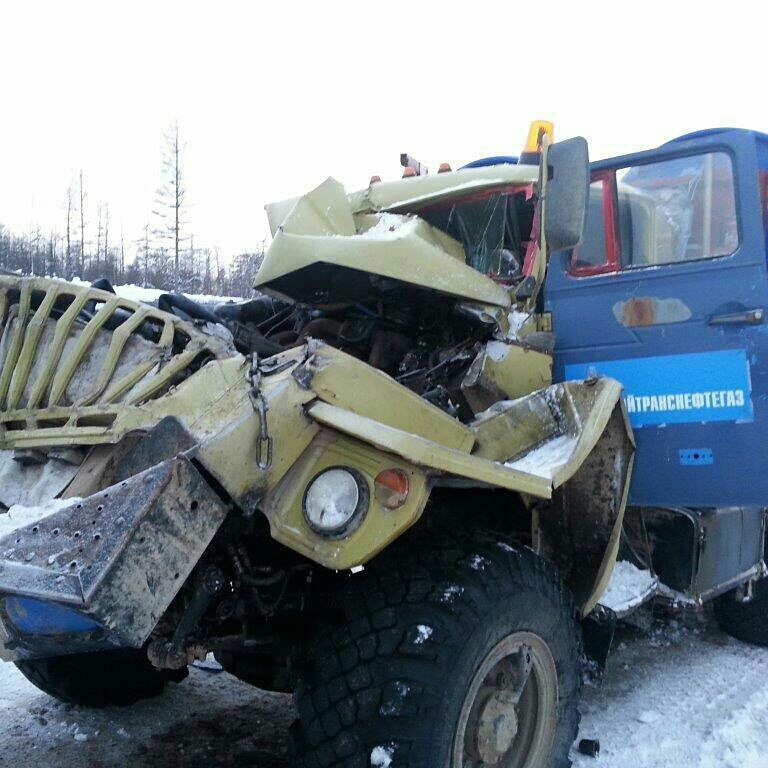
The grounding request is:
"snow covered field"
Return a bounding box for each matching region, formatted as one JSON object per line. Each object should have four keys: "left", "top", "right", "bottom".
{"left": 573, "top": 615, "right": 768, "bottom": 768}
{"left": 0, "top": 614, "right": 766, "bottom": 767}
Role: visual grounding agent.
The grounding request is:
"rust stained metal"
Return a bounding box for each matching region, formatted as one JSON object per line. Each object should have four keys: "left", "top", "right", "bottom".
{"left": 613, "top": 297, "right": 692, "bottom": 327}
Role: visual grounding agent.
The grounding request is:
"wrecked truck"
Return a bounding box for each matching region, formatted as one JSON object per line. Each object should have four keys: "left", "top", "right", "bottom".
{"left": 549, "top": 128, "right": 768, "bottom": 637}
{"left": 0, "top": 127, "right": 634, "bottom": 768}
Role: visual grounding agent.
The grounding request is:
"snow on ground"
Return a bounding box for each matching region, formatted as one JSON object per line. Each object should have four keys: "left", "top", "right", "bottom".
{"left": 0, "top": 614, "right": 767, "bottom": 766}
{"left": 111, "top": 283, "right": 239, "bottom": 306}
{"left": 0, "top": 662, "right": 292, "bottom": 768}
{"left": 68, "top": 277, "right": 239, "bottom": 305}
{"left": 572, "top": 614, "right": 768, "bottom": 768}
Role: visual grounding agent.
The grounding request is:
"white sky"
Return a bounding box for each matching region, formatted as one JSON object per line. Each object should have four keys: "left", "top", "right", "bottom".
{"left": 0, "top": 0, "right": 764, "bottom": 263}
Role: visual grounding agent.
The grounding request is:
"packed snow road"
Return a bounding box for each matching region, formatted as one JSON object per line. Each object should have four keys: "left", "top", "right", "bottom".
{"left": 0, "top": 614, "right": 766, "bottom": 767}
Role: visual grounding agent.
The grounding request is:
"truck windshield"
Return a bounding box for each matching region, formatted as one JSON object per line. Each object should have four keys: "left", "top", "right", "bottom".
{"left": 418, "top": 188, "right": 535, "bottom": 281}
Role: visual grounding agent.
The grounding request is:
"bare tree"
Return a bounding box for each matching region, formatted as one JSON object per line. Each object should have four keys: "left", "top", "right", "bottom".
{"left": 203, "top": 246, "right": 212, "bottom": 294}
{"left": 29, "top": 226, "right": 42, "bottom": 275}
{"left": 47, "top": 231, "right": 59, "bottom": 277}
{"left": 64, "top": 185, "right": 74, "bottom": 278}
{"left": 104, "top": 203, "right": 109, "bottom": 272}
{"left": 95, "top": 204, "right": 103, "bottom": 273}
{"left": 119, "top": 224, "right": 125, "bottom": 278}
{"left": 154, "top": 122, "right": 187, "bottom": 290}
{"left": 136, "top": 223, "right": 152, "bottom": 287}
{"left": 78, "top": 170, "right": 87, "bottom": 276}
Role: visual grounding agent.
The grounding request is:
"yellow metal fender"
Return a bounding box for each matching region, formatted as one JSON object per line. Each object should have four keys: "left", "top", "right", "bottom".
{"left": 254, "top": 343, "right": 633, "bottom": 613}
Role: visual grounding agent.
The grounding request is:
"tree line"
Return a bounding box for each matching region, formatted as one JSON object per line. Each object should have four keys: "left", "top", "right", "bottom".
{"left": 0, "top": 123, "right": 265, "bottom": 298}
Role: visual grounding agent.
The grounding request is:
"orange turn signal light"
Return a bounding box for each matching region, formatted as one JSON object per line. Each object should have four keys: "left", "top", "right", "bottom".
{"left": 523, "top": 120, "right": 554, "bottom": 154}
{"left": 374, "top": 469, "right": 409, "bottom": 509}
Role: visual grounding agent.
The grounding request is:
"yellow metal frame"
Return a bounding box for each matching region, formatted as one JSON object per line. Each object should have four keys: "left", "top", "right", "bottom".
{"left": 0, "top": 276, "right": 232, "bottom": 448}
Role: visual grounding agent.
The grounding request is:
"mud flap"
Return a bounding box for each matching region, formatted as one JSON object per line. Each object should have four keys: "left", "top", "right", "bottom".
{"left": 581, "top": 604, "right": 618, "bottom": 673}
{"left": 0, "top": 457, "right": 228, "bottom": 658}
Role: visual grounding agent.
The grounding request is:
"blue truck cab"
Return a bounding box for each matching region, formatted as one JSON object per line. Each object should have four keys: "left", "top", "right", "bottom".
{"left": 545, "top": 128, "right": 768, "bottom": 606}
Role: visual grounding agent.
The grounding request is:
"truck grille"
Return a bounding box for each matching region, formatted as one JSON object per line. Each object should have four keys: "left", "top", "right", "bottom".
{"left": 0, "top": 276, "right": 230, "bottom": 448}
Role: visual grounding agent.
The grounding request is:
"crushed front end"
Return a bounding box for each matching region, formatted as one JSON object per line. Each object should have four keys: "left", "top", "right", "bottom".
{"left": 0, "top": 139, "right": 632, "bottom": 671}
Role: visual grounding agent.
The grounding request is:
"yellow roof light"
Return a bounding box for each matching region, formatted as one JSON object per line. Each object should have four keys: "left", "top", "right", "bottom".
{"left": 520, "top": 120, "right": 554, "bottom": 164}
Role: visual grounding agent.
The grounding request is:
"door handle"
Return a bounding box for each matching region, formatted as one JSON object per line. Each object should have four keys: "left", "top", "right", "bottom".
{"left": 708, "top": 308, "right": 765, "bottom": 326}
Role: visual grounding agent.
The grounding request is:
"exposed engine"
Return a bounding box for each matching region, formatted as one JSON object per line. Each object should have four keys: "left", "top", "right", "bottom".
{"left": 111, "top": 281, "right": 494, "bottom": 422}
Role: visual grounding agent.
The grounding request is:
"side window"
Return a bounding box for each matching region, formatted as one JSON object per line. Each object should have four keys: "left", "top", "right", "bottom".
{"left": 570, "top": 152, "right": 738, "bottom": 275}
{"left": 617, "top": 152, "right": 738, "bottom": 266}
{"left": 570, "top": 173, "right": 618, "bottom": 274}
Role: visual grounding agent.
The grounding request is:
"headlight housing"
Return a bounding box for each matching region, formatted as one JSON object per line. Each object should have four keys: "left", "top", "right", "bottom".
{"left": 303, "top": 467, "right": 369, "bottom": 537}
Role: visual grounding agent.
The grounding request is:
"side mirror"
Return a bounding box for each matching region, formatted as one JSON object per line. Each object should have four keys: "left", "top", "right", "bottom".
{"left": 544, "top": 137, "right": 589, "bottom": 252}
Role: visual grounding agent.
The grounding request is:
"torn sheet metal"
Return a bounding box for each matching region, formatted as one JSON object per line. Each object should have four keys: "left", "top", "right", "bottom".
{"left": 308, "top": 376, "right": 631, "bottom": 499}
{"left": 461, "top": 342, "right": 552, "bottom": 414}
{"left": 256, "top": 177, "right": 511, "bottom": 308}
{"left": 348, "top": 162, "right": 539, "bottom": 214}
{"left": 0, "top": 457, "right": 228, "bottom": 659}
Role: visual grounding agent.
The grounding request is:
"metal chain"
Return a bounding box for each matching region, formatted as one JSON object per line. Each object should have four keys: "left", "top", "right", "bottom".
{"left": 248, "top": 353, "right": 273, "bottom": 470}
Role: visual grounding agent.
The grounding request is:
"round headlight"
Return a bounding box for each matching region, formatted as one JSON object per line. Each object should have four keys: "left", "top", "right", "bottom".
{"left": 303, "top": 467, "right": 368, "bottom": 536}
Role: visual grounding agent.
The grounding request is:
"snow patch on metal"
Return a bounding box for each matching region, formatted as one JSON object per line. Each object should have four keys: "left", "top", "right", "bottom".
{"left": 599, "top": 560, "right": 659, "bottom": 617}
{"left": 0, "top": 497, "right": 82, "bottom": 542}
{"left": 504, "top": 434, "right": 578, "bottom": 481}
{"left": 357, "top": 213, "right": 417, "bottom": 239}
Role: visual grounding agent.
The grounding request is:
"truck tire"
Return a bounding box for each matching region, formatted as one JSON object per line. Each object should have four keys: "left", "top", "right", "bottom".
{"left": 714, "top": 578, "right": 768, "bottom": 646}
{"left": 292, "top": 530, "right": 581, "bottom": 768}
{"left": 215, "top": 650, "right": 292, "bottom": 693}
{"left": 15, "top": 648, "right": 185, "bottom": 707}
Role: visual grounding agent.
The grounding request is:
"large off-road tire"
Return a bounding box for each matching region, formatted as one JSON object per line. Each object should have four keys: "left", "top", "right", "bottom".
{"left": 714, "top": 578, "right": 768, "bottom": 646}
{"left": 215, "top": 649, "right": 292, "bottom": 693}
{"left": 292, "top": 530, "right": 581, "bottom": 768}
{"left": 15, "top": 648, "right": 185, "bottom": 707}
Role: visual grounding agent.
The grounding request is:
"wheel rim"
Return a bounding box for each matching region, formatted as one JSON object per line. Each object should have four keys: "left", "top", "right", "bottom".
{"left": 452, "top": 631, "right": 558, "bottom": 768}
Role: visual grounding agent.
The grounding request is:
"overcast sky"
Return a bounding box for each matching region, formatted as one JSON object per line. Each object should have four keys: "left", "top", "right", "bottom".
{"left": 0, "top": 1, "right": 764, "bottom": 262}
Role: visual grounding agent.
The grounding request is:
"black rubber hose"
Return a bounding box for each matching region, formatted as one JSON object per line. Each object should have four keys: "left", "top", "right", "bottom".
{"left": 214, "top": 295, "right": 289, "bottom": 324}
{"left": 157, "top": 292, "right": 221, "bottom": 324}
{"left": 90, "top": 277, "right": 116, "bottom": 293}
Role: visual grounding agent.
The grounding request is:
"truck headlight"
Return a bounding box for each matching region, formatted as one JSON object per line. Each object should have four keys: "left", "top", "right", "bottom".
{"left": 303, "top": 467, "right": 368, "bottom": 536}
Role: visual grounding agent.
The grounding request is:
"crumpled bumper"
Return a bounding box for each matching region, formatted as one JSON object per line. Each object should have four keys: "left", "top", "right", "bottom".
{"left": 0, "top": 457, "right": 228, "bottom": 660}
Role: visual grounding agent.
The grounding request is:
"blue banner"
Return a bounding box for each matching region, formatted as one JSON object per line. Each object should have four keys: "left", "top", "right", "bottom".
{"left": 565, "top": 349, "right": 753, "bottom": 427}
